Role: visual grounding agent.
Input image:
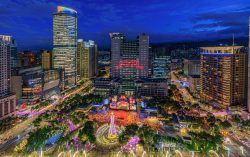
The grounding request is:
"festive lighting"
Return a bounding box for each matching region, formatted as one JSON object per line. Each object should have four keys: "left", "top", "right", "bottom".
{"left": 67, "top": 119, "right": 76, "bottom": 132}
{"left": 115, "top": 59, "right": 144, "bottom": 70}
{"left": 57, "top": 6, "right": 77, "bottom": 14}
{"left": 110, "top": 95, "right": 136, "bottom": 111}
{"left": 108, "top": 112, "right": 117, "bottom": 138}
{"left": 96, "top": 112, "right": 120, "bottom": 146}
{"left": 44, "top": 131, "right": 62, "bottom": 146}
{"left": 121, "top": 136, "right": 140, "bottom": 152}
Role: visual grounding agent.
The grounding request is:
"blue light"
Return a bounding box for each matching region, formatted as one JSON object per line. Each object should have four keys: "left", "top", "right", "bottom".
{"left": 140, "top": 101, "right": 145, "bottom": 108}
{"left": 44, "top": 131, "right": 62, "bottom": 146}
{"left": 200, "top": 52, "right": 233, "bottom": 56}
{"left": 103, "top": 99, "right": 109, "bottom": 105}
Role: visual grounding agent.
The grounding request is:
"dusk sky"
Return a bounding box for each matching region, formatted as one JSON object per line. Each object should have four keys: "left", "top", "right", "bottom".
{"left": 0, "top": 0, "right": 249, "bottom": 50}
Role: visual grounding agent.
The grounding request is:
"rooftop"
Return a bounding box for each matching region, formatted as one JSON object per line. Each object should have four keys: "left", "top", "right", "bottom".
{"left": 57, "top": 6, "right": 77, "bottom": 14}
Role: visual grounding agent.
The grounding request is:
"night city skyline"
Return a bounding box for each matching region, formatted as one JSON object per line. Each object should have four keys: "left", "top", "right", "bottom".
{"left": 0, "top": 0, "right": 250, "bottom": 50}
{"left": 1, "top": 1, "right": 250, "bottom": 157}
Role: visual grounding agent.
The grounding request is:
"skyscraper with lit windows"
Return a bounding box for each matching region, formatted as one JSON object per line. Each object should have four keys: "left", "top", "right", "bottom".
{"left": 248, "top": 17, "right": 250, "bottom": 112}
{"left": 53, "top": 6, "right": 77, "bottom": 88}
{"left": 110, "top": 33, "right": 149, "bottom": 95}
{"left": 0, "top": 35, "right": 16, "bottom": 120}
{"left": 77, "top": 39, "right": 98, "bottom": 79}
{"left": 200, "top": 46, "right": 247, "bottom": 109}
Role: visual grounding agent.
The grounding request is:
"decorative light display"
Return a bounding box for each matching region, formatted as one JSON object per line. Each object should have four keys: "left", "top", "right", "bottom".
{"left": 115, "top": 59, "right": 144, "bottom": 70}
{"left": 121, "top": 136, "right": 140, "bottom": 152}
{"left": 108, "top": 112, "right": 117, "bottom": 138}
{"left": 16, "top": 100, "right": 58, "bottom": 116}
{"left": 16, "top": 110, "right": 46, "bottom": 116}
{"left": 44, "top": 131, "right": 63, "bottom": 146}
{"left": 67, "top": 119, "right": 76, "bottom": 132}
{"left": 110, "top": 95, "right": 136, "bottom": 111}
{"left": 57, "top": 6, "right": 77, "bottom": 14}
{"left": 96, "top": 112, "right": 121, "bottom": 146}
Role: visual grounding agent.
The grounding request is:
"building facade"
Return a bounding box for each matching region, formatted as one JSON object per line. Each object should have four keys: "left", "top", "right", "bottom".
{"left": 42, "top": 50, "right": 52, "bottom": 70}
{"left": 152, "top": 56, "right": 171, "bottom": 79}
{"left": 137, "top": 79, "right": 168, "bottom": 97}
{"left": 0, "top": 35, "right": 16, "bottom": 119}
{"left": 187, "top": 75, "right": 200, "bottom": 96}
{"left": 53, "top": 6, "right": 77, "bottom": 88}
{"left": 77, "top": 39, "right": 97, "bottom": 79}
{"left": 94, "top": 78, "right": 114, "bottom": 97}
{"left": 248, "top": 17, "right": 250, "bottom": 112}
{"left": 183, "top": 59, "right": 200, "bottom": 76}
{"left": 10, "top": 37, "right": 17, "bottom": 68}
{"left": 17, "top": 51, "right": 37, "bottom": 67}
{"left": 110, "top": 33, "right": 149, "bottom": 96}
{"left": 12, "top": 66, "right": 64, "bottom": 105}
{"left": 200, "top": 46, "right": 247, "bottom": 108}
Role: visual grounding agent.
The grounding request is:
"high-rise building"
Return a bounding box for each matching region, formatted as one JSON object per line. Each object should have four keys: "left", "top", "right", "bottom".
{"left": 53, "top": 6, "right": 77, "bottom": 88}
{"left": 248, "top": 17, "right": 250, "bottom": 112}
{"left": 77, "top": 39, "right": 84, "bottom": 79}
{"left": 200, "top": 46, "right": 247, "bottom": 109}
{"left": 110, "top": 33, "right": 149, "bottom": 95}
{"left": 41, "top": 50, "right": 52, "bottom": 70}
{"left": 183, "top": 59, "right": 200, "bottom": 76}
{"left": 0, "top": 35, "right": 16, "bottom": 120}
{"left": 151, "top": 47, "right": 171, "bottom": 78}
{"left": 77, "top": 39, "right": 97, "bottom": 79}
{"left": 152, "top": 56, "right": 171, "bottom": 79}
{"left": 10, "top": 37, "right": 17, "bottom": 68}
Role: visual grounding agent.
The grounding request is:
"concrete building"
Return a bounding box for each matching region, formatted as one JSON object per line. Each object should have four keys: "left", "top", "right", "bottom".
{"left": 152, "top": 47, "right": 171, "bottom": 79}
{"left": 53, "top": 6, "right": 77, "bottom": 88}
{"left": 10, "top": 37, "right": 17, "bottom": 68}
{"left": 183, "top": 59, "right": 200, "bottom": 76}
{"left": 12, "top": 66, "right": 64, "bottom": 105}
{"left": 110, "top": 33, "right": 149, "bottom": 96}
{"left": 77, "top": 39, "right": 84, "bottom": 79}
{"left": 152, "top": 56, "right": 171, "bottom": 79}
{"left": 17, "top": 51, "right": 37, "bottom": 67}
{"left": 42, "top": 50, "right": 52, "bottom": 70}
{"left": 137, "top": 79, "right": 168, "bottom": 97}
{"left": 10, "top": 76, "right": 22, "bottom": 100}
{"left": 187, "top": 75, "right": 200, "bottom": 96}
{"left": 200, "top": 46, "right": 247, "bottom": 109}
{"left": 110, "top": 33, "right": 149, "bottom": 79}
{"left": 0, "top": 35, "right": 16, "bottom": 120}
{"left": 77, "top": 39, "right": 97, "bottom": 79}
{"left": 94, "top": 78, "right": 114, "bottom": 97}
{"left": 248, "top": 17, "right": 250, "bottom": 112}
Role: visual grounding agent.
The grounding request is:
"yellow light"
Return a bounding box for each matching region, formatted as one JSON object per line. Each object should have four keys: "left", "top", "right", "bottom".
{"left": 180, "top": 127, "right": 187, "bottom": 135}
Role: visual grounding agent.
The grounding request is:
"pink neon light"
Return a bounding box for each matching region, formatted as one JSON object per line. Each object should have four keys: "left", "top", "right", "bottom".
{"left": 115, "top": 59, "right": 144, "bottom": 70}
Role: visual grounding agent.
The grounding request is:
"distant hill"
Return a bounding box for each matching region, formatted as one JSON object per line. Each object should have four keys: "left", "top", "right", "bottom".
{"left": 151, "top": 37, "right": 248, "bottom": 49}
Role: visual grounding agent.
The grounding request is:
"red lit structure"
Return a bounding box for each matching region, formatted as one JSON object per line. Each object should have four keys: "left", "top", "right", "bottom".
{"left": 110, "top": 95, "right": 136, "bottom": 111}
{"left": 115, "top": 59, "right": 144, "bottom": 70}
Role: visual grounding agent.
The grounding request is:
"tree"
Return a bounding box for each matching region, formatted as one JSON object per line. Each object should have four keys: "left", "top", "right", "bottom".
{"left": 26, "top": 127, "right": 55, "bottom": 152}
{"left": 118, "top": 134, "right": 129, "bottom": 144}
{"left": 220, "top": 120, "right": 232, "bottom": 129}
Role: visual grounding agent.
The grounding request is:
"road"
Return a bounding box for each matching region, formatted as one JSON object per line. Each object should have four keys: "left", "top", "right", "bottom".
{"left": 0, "top": 80, "right": 93, "bottom": 153}
{"left": 171, "top": 71, "right": 197, "bottom": 104}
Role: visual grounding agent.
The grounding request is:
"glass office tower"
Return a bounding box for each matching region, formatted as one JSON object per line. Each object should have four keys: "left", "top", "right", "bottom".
{"left": 53, "top": 6, "right": 77, "bottom": 88}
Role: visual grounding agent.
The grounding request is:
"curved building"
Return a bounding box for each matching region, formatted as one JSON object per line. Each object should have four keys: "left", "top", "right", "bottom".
{"left": 53, "top": 6, "right": 77, "bottom": 88}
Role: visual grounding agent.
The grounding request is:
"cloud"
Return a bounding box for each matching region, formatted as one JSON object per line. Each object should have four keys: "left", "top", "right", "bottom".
{"left": 191, "top": 6, "right": 250, "bottom": 37}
